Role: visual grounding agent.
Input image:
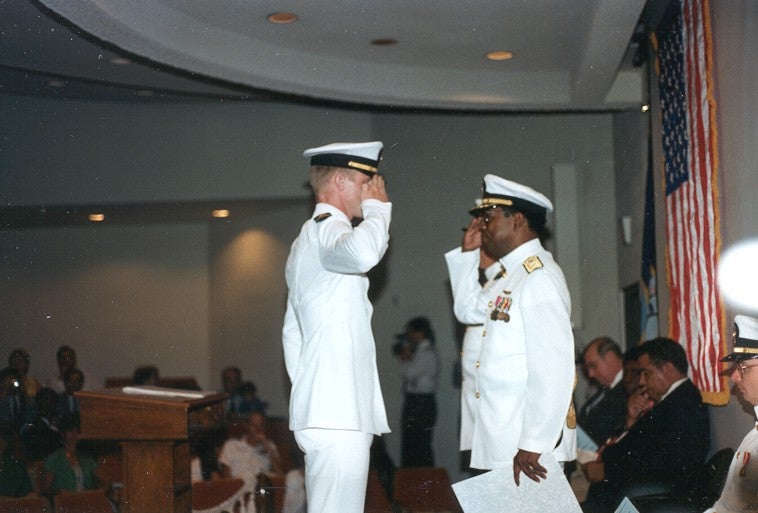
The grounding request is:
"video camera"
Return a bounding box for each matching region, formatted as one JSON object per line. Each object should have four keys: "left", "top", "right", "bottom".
{"left": 392, "top": 333, "right": 409, "bottom": 356}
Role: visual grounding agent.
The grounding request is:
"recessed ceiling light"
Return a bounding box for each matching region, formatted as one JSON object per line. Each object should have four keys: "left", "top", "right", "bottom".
{"left": 47, "top": 80, "right": 66, "bottom": 88}
{"left": 212, "top": 209, "right": 230, "bottom": 219}
{"left": 88, "top": 213, "right": 105, "bottom": 222}
{"left": 371, "top": 38, "right": 398, "bottom": 46}
{"left": 110, "top": 57, "right": 131, "bottom": 65}
{"left": 267, "top": 12, "right": 298, "bottom": 24}
{"left": 486, "top": 50, "right": 514, "bottom": 61}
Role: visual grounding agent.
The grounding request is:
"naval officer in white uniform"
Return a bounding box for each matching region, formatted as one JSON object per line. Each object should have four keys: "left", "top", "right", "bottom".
{"left": 706, "top": 315, "right": 758, "bottom": 513}
{"left": 445, "top": 174, "right": 576, "bottom": 485}
{"left": 457, "top": 247, "right": 502, "bottom": 455}
{"left": 282, "top": 141, "right": 391, "bottom": 513}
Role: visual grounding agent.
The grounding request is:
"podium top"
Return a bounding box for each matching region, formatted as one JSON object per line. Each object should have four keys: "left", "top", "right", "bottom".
{"left": 75, "top": 387, "right": 226, "bottom": 440}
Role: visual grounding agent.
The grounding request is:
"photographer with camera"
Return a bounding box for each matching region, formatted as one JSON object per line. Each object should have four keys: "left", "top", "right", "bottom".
{"left": 394, "top": 316, "right": 439, "bottom": 468}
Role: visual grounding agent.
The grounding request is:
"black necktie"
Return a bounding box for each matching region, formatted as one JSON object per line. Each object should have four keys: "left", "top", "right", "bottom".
{"left": 582, "top": 387, "right": 607, "bottom": 416}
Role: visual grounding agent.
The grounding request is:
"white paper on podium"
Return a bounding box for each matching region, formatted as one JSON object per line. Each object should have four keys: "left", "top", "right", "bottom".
{"left": 452, "top": 453, "right": 582, "bottom": 513}
{"left": 121, "top": 386, "right": 213, "bottom": 399}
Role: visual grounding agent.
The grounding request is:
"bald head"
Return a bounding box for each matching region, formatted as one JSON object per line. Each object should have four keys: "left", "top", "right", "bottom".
{"left": 582, "top": 337, "right": 624, "bottom": 388}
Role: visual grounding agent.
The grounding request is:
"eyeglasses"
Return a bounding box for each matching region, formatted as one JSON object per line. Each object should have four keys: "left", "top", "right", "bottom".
{"left": 736, "top": 362, "right": 758, "bottom": 376}
{"left": 481, "top": 207, "right": 512, "bottom": 224}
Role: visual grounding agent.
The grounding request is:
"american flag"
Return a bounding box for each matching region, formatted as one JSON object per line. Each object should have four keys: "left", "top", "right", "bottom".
{"left": 655, "top": 0, "right": 727, "bottom": 404}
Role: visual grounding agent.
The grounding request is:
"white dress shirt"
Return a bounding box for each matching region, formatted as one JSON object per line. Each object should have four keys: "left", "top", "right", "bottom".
{"left": 400, "top": 339, "right": 438, "bottom": 394}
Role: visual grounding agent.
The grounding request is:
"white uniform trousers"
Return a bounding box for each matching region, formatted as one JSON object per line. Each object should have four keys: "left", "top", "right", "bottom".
{"left": 294, "top": 428, "right": 373, "bottom": 513}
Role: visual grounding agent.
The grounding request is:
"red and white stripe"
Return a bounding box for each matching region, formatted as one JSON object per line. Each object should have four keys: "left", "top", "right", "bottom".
{"left": 665, "top": 0, "right": 724, "bottom": 396}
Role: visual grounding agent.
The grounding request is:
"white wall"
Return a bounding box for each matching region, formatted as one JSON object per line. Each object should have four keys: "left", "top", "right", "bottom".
{"left": 0, "top": 97, "right": 373, "bottom": 205}
{"left": 1, "top": 223, "right": 211, "bottom": 389}
{"left": 208, "top": 201, "right": 311, "bottom": 417}
{"left": 707, "top": 0, "right": 758, "bottom": 452}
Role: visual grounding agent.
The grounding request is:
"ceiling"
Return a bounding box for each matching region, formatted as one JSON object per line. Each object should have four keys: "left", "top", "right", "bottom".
{"left": 1, "top": 0, "right": 657, "bottom": 111}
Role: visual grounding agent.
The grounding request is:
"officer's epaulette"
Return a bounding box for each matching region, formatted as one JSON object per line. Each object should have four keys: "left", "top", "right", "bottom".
{"left": 313, "top": 213, "right": 332, "bottom": 223}
{"left": 523, "top": 255, "right": 543, "bottom": 274}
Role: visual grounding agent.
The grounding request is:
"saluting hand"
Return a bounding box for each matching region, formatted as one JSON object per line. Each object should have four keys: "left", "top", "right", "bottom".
{"left": 361, "top": 175, "right": 388, "bottom": 203}
{"left": 462, "top": 217, "right": 483, "bottom": 252}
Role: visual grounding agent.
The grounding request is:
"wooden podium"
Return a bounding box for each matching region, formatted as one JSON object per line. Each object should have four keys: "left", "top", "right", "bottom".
{"left": 76, "top": 387, "right": 225, "bottom": 513}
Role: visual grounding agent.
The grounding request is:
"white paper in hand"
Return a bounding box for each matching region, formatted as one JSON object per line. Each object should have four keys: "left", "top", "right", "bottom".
{"left": 452, "top": 453, "right": 582, "bottom": 513}
{"left": 613, "top": 497, "right": 641, "bottom": 513}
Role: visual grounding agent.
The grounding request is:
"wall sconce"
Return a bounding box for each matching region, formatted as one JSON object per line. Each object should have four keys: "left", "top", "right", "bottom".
{"left": 620, "top": 215, "right": 632, "bottom": 245}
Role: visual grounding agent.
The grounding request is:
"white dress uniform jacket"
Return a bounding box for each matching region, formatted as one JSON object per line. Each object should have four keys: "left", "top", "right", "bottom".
{"left": 445, "top": 238, "right": 575, "bottom": 470}
{"left": 705, "top": 405, "right": 758, "bottom": 513}
{"left": 283, "top": 199, "right": 391, "bottom": 435}
{"left": 459, "top": 262, "right": 503, "bottom": 451}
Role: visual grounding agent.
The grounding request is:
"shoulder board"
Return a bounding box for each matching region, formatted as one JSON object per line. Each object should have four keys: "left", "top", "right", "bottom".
{"left": 313, "top": 213, "right": 332, "bottom": 223}
{"left": 523, "top": 255, "right": 543, "bottom": 274}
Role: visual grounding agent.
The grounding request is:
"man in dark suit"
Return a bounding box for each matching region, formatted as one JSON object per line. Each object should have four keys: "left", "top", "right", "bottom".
{"left": 579, "top": 337, "right": 628, "bottom": 447}
{"left": 582, "top": 337, "right": 710, "bottom": 513}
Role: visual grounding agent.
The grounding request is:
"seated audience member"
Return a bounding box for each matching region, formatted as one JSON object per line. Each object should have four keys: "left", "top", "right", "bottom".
{"left": 0, "top": 367, "right": 28, "bottom": 432}
{"left": 621, "top": 345, "right": 643, "bottom": 397}
{"left": 21, "top": 387, "right": 62, "bottom": 462}
{"left": 46, "top": 345, "right": 78, "bottom": 394}
{"left": 705, "top": 315, "right": 758, "bottom": 513}
{"left": 8, "top": 348, "right": 41, "bottom": 400}
{"left": 596, "top": 345, "right": 645, "bottom": 448}
{"left": 581, "top": 337, "right": 710, "bottom": 513}
{"left": 131, "top": 366, "right": 160, "bottom": 386}
{"left": 43, "top": 414, "right": 99, "bottom": 494}
{"left": 190, "top": 429, "right": 229, "bottom": 483}
{"left": 0, "top": 425, "right": 32, "bottom": 497}
{"left": 219, "top": 411, "right": 281, "bottom": 480}
{"left": 57, "top": 368, "right": 84, "bottom": 417}
{"left": 228, "top": 381, "right": 268, "bottom": 417}
{"left": 219, "top": 412, "right": 305, "bottom": 513}
{"left": 578, "top": 337, "right": 628, "bottom": 448}
{"left": 221, "top": 366, "right": 244, "bottom": 416}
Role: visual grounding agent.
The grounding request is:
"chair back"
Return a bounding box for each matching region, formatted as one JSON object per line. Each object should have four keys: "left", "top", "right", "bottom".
{"left": 192, "top": 477, "right": 255, "bottom": 513}
{"left": 393, "top": 467, "right": 462, "bottom": 513}
{"left": 54, "top": 489, "right": 113, "bottom": 513}
{"left": 365, "top": 469, "right": 393, "bottom": 513}
{"left": 257, "top": 473, "right": 286, "bottom": 513}
{"left": 695, "top": 447, "right": 735, "bottom": 508}
{"left": 0, "top": 495, "right": 51, "bottom": 513}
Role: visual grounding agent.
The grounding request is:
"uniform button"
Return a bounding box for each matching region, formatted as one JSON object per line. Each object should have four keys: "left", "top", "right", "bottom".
{"left": 475, "top": 361, "right": 480, "bottom": 368}
{"left": 482, "top": 330, "right": 487, "bottom": 337}
{"left": 475, "top": 392, "right": 480, "bottom": 399}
